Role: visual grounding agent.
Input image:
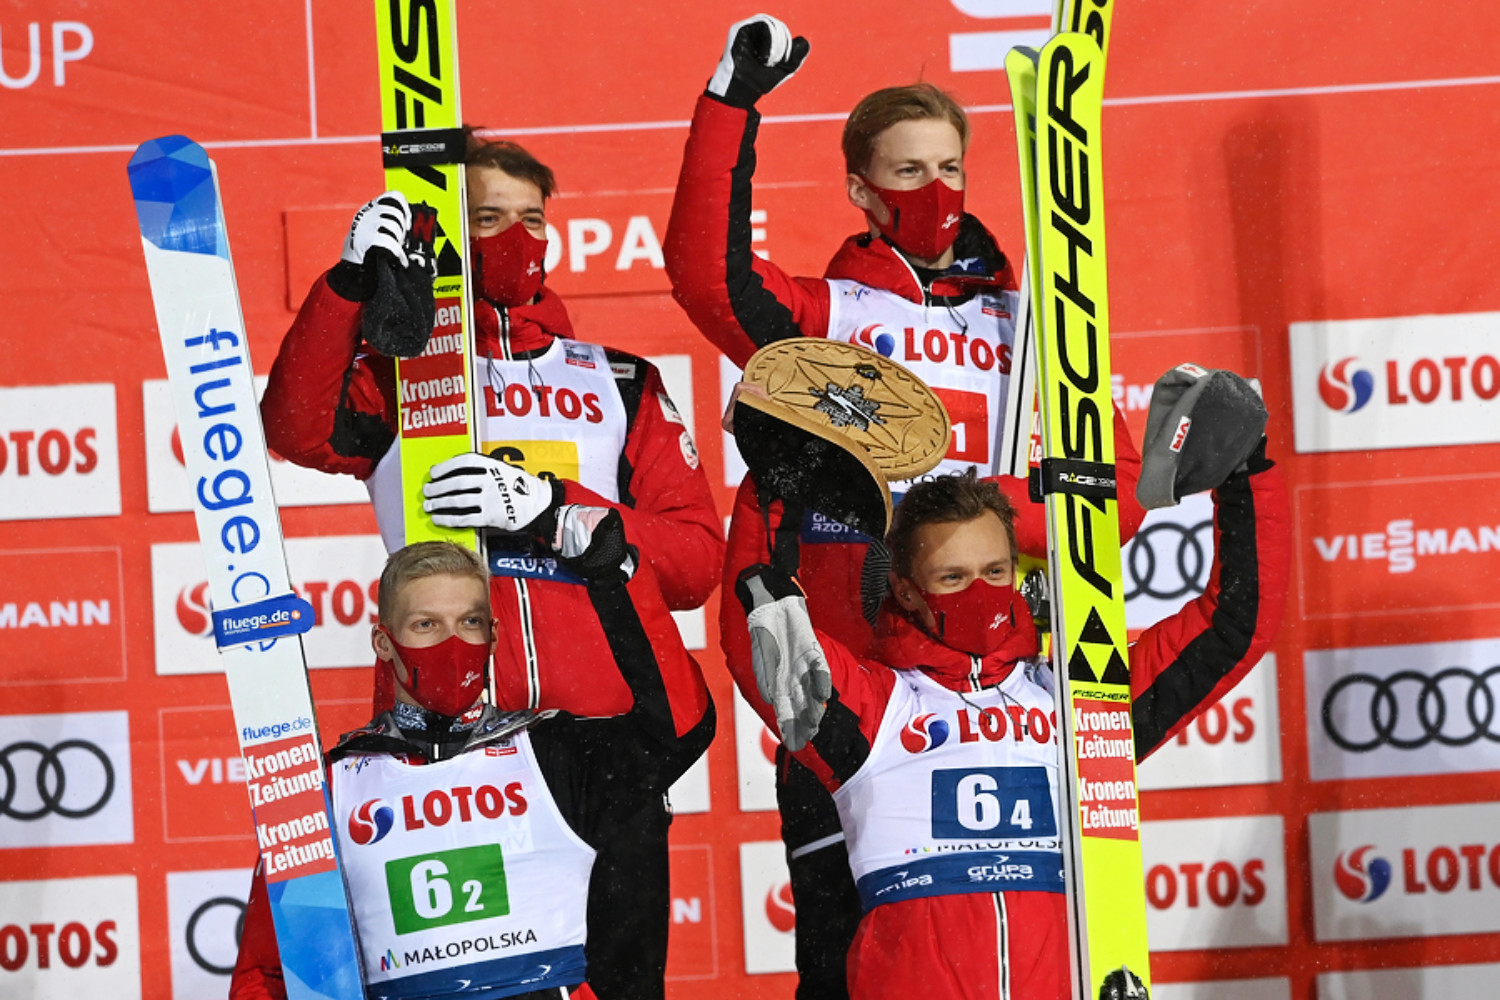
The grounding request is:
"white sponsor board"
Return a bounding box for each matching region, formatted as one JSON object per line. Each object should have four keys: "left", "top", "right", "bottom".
{"left": 1310, "top": 802, "right": 1500, "bottom": 940}
{"left": 0, "top": 383, "right": 120, "bottom": 521}
{"left": 739, "top": 840, "right": 795, "bottom": 975}
{"left": 0, "top": 875, "right": 140, "bottom": 999}
{"left": 1141, "top": 815, "right": 1288, "bottom": 950}
{"left": 1154, "top": 979, "right": 1291, "bottom": 1000}
{"left": 719, "top": 356, "right": 749, "bottom": 488}
{"left": 166, "top": 868, "right": 252, "bottom": 999}
{"left": 1139, "top": 654, "right": 1281, "bottom": 790}
{"left": 1305, "top": 638, "right": 1500, "bottom": 781}
{"left": 143, "top": 378, "right": 368, "bottom": 512}
{"left": 151, "top": 535, "right": 386, "bottom": 675}
{"left": 1290, "top": 311, "right": 1500, "bottom": 453}
{"left": 734, "top": 689, "right": 778, "bottom": 813}
{"left": 669, "top": 751, "right": 710, "bottom": 816}
{"left": 0, "top": 711, "right": 133, "bottom": 848}
{"left": 1318, "top": 961, "right": 1500, "bottom": 999}
{"left": 1122, "top": 492, "right": 1214, "bottom": 631}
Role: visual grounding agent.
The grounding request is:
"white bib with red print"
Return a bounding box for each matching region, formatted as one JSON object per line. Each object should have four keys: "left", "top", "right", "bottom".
{"left": 824, "top": 278, "right": 1018, "bottom": 487}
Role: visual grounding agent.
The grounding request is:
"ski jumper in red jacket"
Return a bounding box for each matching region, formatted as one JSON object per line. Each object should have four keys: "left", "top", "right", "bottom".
{"left": 261, "top": 263, "right": 717, "bottom": 1000}
{"left": 732, "top": 458, "right": 1290, "bottom": 1000}
{"left": 665, "top": 85, "right": 1147, "bottom": 998}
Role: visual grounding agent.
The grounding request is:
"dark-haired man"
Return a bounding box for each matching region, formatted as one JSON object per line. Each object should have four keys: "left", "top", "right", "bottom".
{"left": 260, "top": 135, "right": 720, "bottom": 999}
{"left": 732, "top": 451, "right": 1287, "bottom": 998}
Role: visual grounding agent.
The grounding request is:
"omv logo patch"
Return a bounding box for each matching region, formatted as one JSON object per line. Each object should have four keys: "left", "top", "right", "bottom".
{"left": 852, "top": 323, "right": 897, "bottom": 358}
{"left": 1318, "top": 357, "right": 1375, "bottom": 413}
{"left": 900, "top": 713, "right": 950, "bottom": 754}
{"left": 1334, "top": 845, "right": 1391, "bottom": 902}
{"left": 348, "top": 798, "right": 395, "bottom": 846}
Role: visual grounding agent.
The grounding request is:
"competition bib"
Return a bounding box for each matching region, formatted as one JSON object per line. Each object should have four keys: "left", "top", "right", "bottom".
{"left": 835, "top": 666, "right": 1065, "bottom": 910}
{"left": 332, "top": 736, "right": 595, "bottom": 998}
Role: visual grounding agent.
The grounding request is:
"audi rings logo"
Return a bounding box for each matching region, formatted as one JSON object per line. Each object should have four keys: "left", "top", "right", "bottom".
{"left": 1322, "top": 668, "right": 1500, "bottom": 751}
{"left": 1123, "top": 519, "right": 1213, "bottom": 602}
{"left": 185, "top": 896, "right": 245, "bottom": 975}
{"left": 0, "top": 739, "right": 115, "bottom": 820}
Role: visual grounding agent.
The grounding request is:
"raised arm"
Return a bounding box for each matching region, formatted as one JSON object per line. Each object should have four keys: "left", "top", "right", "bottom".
{"left": 1128, "top": 446, "right": 1290, "bottom": 758}
{"left": 664, "top": 16, "right": 832, "bottom": 368}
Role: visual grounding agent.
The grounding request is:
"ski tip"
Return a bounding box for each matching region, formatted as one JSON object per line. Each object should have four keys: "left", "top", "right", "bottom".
{"left": 127, "top": 135, "right": 224, "bottom": 258}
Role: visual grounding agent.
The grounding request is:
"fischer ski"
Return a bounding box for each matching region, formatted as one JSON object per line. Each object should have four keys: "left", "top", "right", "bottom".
{"left": 998, "top": 0, "right": 1116, "bottom": 480}
{"left": 1008, "top": 31, "right": 1152, "bottom": 1000}
{"left": 373, "top": 0, "right": 483, "bottom": 551}
{"left": 128, "top": 136, "right": 364, "bottom": 1000}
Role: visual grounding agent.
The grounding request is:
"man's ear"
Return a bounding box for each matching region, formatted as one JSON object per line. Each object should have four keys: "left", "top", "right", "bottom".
{"left": 487, "top": 618, "right": 500, "bottom": 656}
{"left": 847, "top": 173, "right": 888, "bottom": 225}
{"left": 891, "top": 574, "right": 937, "bottom": 631}
{"left": 372, "top": 624, "right": 395, "bottom": 662}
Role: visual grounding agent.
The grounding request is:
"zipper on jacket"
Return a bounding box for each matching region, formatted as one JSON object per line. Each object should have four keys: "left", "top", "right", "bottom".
{"left": 498, "top": 302, "right": 513, "bottom": 361}
{"left": 513, "top": 577, "right": 540, "bottom": 709}
{"left": 969, "top": 654, "right": 983, "bottom": 692}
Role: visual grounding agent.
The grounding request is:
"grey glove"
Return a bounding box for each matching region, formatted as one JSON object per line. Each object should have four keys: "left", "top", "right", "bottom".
{"left": 735, "top": 564, "right": 832, "bottom": 752}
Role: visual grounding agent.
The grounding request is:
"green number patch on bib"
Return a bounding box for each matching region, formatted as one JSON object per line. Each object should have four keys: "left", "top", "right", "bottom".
{"left": 387, "top": 845, "right": 509, "bottom": 935}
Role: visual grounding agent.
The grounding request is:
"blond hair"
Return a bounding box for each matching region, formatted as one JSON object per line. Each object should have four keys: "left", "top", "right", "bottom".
{"left": 842, "top": 83, "right": 971, "bottom": 175}
{"left": 377, "top": 542, "right": 488, "bottom": 624}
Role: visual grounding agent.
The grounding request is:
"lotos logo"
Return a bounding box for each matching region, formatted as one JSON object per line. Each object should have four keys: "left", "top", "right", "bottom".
{"left": 176, "top": 582, "right": 213, "bottom": 637}
{"left": 764, "top": 882, "right": 795, "bottom": 934}
{"left": 1317, "top": 358, "right": 1375, "bottom": 413}
{"left": 1334, "top": 845, "right": 1391, "bottom": 902}
{"left": 900, "top": 713, "right": 950, "bottom": 754}
{"left": 348, "top": 799, "right": 395, "bottom": 846}
{"left": 852, "top": 323, "right": 898, "bottom": 358}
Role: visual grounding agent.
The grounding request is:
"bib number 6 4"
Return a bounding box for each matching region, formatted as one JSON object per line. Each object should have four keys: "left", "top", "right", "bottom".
{"left": 930, "top": 766, "right": 1057, "bottom": 840}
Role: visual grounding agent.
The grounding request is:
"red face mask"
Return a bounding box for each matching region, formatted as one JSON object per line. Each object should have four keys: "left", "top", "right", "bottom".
{"left": 914, "top": 580, "right": 1034, "bottom": 659}
{"left": 382, "top": 628, "right": 490, "bottom": 718}
{"left": 861, "top": 175, "right": 965, "bottom": 260}
{"left": 471, "top": 222, "right": 546, "bottom": 307}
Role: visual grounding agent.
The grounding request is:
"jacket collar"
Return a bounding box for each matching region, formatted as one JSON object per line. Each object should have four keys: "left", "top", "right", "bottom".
{"left": 869, "top": 600, "right": 1040, "bottom": 691}
{"left": 822, "top": 214, "right": 1015, "bottom": 305}
{"left": 473, "top": 285, "right": 575, "bottom": 359}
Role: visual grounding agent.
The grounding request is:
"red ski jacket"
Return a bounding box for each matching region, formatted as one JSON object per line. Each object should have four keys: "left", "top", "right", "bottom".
{"left": 731, "top": 460, "right": 1290, "bottom": 999}
{"left": 663, "top": 94, "right": 1145, "bottom": 665}
{"left": 260, "top": 274, "right": 719, "bottom": 729}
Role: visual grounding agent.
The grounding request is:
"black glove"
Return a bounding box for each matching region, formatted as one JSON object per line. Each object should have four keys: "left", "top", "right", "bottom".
{"left": 706, "top": 15, "right": 810, "bottom": 109}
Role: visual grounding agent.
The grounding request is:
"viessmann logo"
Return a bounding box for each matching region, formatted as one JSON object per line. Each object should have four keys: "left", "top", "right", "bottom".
{"left": 1311, "top": 517, "right": 1500, "bottom": 574}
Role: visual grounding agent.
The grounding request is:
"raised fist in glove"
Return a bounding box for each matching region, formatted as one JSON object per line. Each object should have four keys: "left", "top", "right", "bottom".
{"left": 423, "top": 453, "right": 563, "bottom": 534}
{"left": 735, "top": 564, "right": 832, "bottom": 752}
{"left": 707, "top": 14, "right": 810, "bottom": 109}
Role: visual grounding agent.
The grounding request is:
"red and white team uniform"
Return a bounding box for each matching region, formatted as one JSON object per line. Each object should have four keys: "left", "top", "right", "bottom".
{"left": 731, "top": 458, "right": 1291, "bottom": 999}
{"left": 262, "top": 280, "right": 719, "bottom": 727}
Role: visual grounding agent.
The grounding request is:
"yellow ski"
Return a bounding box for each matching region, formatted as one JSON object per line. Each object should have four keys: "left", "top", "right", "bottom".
{"left": 373, "top": 0, "right": 481, "bottom": 551}
{"left": 1018, "top": 31, "right": 1152, "bottom": 998}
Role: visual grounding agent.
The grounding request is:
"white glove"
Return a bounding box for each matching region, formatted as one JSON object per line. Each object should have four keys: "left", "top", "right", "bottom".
{"left": 736, "top": 566, "right": 833, "bottom": 752}
{"left": 423, "top": 454, "right": 555, "bottom": 532}
{"left": 707, "top": 15, "right": 808, "bottom": 108}
{"left": 341, "top": 191, "right": 411, "bottom": 267}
